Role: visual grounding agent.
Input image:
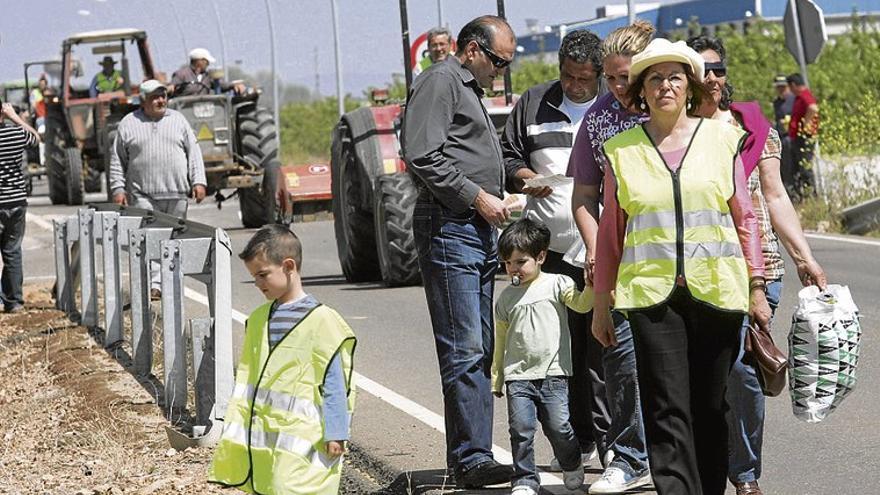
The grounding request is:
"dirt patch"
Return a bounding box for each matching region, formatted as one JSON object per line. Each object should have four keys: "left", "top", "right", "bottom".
{"left": 0, "top": 283, "right": 226, "bottom": 494}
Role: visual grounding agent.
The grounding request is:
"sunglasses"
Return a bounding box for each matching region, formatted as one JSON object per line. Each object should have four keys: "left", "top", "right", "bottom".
{"left": 476, "top": 40, "right": 512, "bottom": 69}
{"left": 704, "top": 62, "right": 727, "bottom": 78}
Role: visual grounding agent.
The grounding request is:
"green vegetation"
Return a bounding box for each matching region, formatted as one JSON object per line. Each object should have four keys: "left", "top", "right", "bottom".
{"left": 278, "top": 97, "right": 359, "bottom": 163}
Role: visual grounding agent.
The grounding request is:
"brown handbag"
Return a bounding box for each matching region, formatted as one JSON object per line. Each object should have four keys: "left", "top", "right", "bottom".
{"left": 744, "top": 322, "right": 789, "bottom": 397}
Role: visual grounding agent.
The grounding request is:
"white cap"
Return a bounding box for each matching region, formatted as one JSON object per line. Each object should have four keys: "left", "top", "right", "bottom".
{"left": 188, "top": 48, "right": 216, "bottom": 64}
{"left": 629, "top": 38, "right": 705, "bottom": 84}
{"left": 139, "top": 79, "right": 167, "bottom": 95}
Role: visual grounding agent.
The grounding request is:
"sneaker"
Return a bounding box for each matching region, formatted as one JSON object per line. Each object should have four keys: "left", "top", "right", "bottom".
{"left": 589, "top": 466, "right": 653, "bottom": 494}
{"left": 549, "top": 445, "right": 598, "bottom": 471}
{"left": 563, "top": 469, "right": 585, "bottom": 490}
{"left": 458, "top": 459, "right": 513, "bottom": 489}
{"left": 511, "top": 485, "right": 538, "bottom": 495}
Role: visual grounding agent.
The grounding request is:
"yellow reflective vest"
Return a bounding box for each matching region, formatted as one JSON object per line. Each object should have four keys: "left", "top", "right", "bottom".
{"left": 209, "top": 301, "right": 357, "bottom": 495}
{"left": 603, "top": 118, "right": 749, "bottom": 312}
{"left": 96, "top": 70, "right": 123, "bottom": 93}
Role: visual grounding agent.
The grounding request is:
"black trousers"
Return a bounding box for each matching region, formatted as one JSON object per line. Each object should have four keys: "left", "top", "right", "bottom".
{"left": 628, "top": 286, "right": 743, "bottom": 495}
{"left": 543, "top": 250, "right": 610, "bottom": 454}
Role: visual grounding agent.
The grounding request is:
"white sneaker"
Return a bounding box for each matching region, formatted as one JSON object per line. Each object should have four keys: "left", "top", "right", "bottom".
{"left": 588, "top": 466, "right": 653, "bottom": 494}
{"left": 563, "top": 469, "right": 585, "bottom": 490}
{"left": 549, "top": 446, "right": 599, "bottom": 471}
{"left": 511, "top": 485, "right": 538, "bottom": 495}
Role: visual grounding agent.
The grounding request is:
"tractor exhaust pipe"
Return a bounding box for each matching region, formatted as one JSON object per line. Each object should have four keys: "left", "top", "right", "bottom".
{"left": 400, "top": 0, "right": 413, "bottom": 95}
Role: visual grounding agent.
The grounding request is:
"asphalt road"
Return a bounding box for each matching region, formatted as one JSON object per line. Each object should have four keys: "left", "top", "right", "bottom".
{"left": 21, "top": 180, "right": 880, "bottom": 495}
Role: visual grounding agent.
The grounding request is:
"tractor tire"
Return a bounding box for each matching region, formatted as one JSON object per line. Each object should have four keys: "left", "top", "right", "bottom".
{"left": 44, "top": 113, "right": 69, "bottom": 205}
{"left": 84, "top": 159, "right": 102, "bottom": 193}
{"left": 373, "top": 173, "right": 420, "bottom": 286}
{"left": 331, "top": 109, "right": 382, "bottom": 283}
{"left": 237, "top": 107, "right": 282, "bottom": 228}
{"left": 104, "top": 129, "right": 118, "bottom": 202}
{"left": 65, "top": 148, "right": 84, "bottom": 205}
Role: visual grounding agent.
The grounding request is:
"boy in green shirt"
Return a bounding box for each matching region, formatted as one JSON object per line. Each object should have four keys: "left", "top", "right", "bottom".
{"left": 492, "top": 218, "right": 593, "bottom": 495}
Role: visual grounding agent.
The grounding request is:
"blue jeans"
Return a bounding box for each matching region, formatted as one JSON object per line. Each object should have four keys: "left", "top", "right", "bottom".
{"left": 602, "top": 311, "right": 650, "bottom": 477}
{"left": 0, "top": 206, "right": 26, "bottom": 309}
{"left": 727, "top": 279, "right": 782, "bottom": 483}
{"left": 507, "top": 377, "right": 581, "bottom": 490}
{"left": 413, "top": 202, "right": 498, "bottom": 476}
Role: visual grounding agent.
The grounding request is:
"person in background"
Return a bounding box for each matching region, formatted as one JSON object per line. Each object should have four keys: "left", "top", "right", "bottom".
{"left": 492, "top": 218, "right": 593, "bottom": 495}
{"left": 108, "top": 80, "right": 207, "bottom": 300}
{"left": 567, "top": 20, "right": 655, "bottom": 495}
{"left": 786, "top": 73, "right": 819, "bottom": 197}
{"left": 501, "top": 28, "right": 606, "bottom": 474}
{"left": 170, "top": 48, "right": 245, "bottom": 97}
{"left": 690, "top": 35, "right": 827, "bottom": 495}
{"left": 771, "top": 74, "right": 796, "bottom": 194}
{"left": 401, "top": 15, "right": 516, "bottom": 489}
{"left": 209, "top": 225, "right": 356, "bottom": 495}
{"left": 0, "top": 102, "right": 40, "bottom": 313}
{"left": 89, "top": 56, "right": 124, "bottom": 98}
{"left": 591, "top": 38, "right": 772, "bottom": 495}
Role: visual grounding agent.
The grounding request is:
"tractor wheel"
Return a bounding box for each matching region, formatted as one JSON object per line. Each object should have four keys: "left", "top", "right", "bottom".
{"left": 65, "top": 148, "right": 84, "bottom": 205}
{"left": 238, "top": 107, "right": 281, "bottom": 228}
{"left": 84, "top": 158, "right": 102, "bottom": 193}
{"left": 44, "top": 113, "right": 69, "bottom": 205}
{"left": 104, "top": 129, "right": 118, "bottom": 202}
{"left": 331, "top": 110, "right": 381, "bottom": 283}
{"left": 373, "top": 173, "right": 420, "bottom": 286}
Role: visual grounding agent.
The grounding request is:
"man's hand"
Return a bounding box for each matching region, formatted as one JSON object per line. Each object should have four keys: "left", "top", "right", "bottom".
{"left": 1, "top": 103, "right": 17, "bottom": 119}
{"left": 796, "top": 257, "right": 827, "bottom": 290}
{"left": 112, "top": 192, "right": 128, "bottom": 206}
{"left": 192, "top": 184, "right": 207, "bottom": 203}
{"left": 325, "top": 440, "right": 346, "bottom": 459}
{"left": 591, "top": 292, "right": 618, "bottom": 347}
{"left": 473, "top": 189, "right": 509, "bottom": 227}
{"left": 749, "top": 287, "right": 772, "bottom": 334}
{"left": 583, "top": 258, "right": 595, "bottom": 287}
{"left": 233, "top": 82, "right": 247, "bottom": 95}
{"left": 521, "top": 185, "right": 553, "bottom": 198}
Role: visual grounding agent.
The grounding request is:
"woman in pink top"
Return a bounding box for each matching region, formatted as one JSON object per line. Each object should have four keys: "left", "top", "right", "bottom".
{"left": 591, "top": 39, "right": 772, "bottom": 495}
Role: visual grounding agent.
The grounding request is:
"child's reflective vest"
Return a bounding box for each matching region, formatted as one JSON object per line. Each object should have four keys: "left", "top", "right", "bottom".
{"left": 209, "top": 301, "right": 356, "bottom": 494}
{"left": 603, "top": 118, "right": 749, "bottom": 312}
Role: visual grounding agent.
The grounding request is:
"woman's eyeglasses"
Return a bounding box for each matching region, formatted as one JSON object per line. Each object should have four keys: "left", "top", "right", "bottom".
{"left": 704, "top": 62, "right": 727, "bottom": 78}
{"left": 476, "top": 41, "right": 512, "bottom": 69}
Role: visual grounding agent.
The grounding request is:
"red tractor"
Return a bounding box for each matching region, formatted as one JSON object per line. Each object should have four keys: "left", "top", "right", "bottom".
{"left": 331, "top": 0, "right": 515, "bottom": 287}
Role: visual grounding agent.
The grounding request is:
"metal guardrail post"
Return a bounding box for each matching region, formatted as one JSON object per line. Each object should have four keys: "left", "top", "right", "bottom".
{"left": 161, "top": 239, "right": 187, "bottom": 410}
{"left": 78, "top": 208, "right": 98, "bottom": 327}
{"left": 211, "top": 228, "right": 234, "bottom": 419}
{"left": 128, "top": 226, "right": 173, "bottom": 376}
{"left": 53, "top": 219, "right": 74, "bottom": 314}
{"left": 189, "top": 317, "right": 215, "bottom": 426}
{"left": 96, "top": 211, "right": 124, "bottom": 345}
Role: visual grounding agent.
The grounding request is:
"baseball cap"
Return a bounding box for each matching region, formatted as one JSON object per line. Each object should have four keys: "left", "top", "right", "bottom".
{"left": 139, "top": 79, "right": 167, "bottom": 96}
{"left": 188, "top": 48, "right": 216, "bottom": 64}
{"left": 773, "top": 74, "right": 788, "bottom": 86}
{"left": 629, "top": 38, "right": 705, "bottom": 84}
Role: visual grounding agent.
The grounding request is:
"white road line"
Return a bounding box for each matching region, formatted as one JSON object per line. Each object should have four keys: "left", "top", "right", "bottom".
{"left": 805, "top": 233, "right": 880, "bottom": 247}
{"left": 27, "top": 212, "right": 56, "bottom": 231}
{"left": 181, "top": 285, "right": 562, "bottom": 485}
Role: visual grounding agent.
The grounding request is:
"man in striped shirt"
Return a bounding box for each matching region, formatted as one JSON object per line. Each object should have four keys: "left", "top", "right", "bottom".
{"left": 0, "top": 102, "right": 40, "bottom": 313}
{"left": 109, "top": 79, "right": 207, "bottom": 299}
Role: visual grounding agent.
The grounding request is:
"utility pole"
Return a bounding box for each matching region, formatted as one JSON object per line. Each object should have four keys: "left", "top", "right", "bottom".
{"left": 263, "top": 0, "right": 281, "bottom": 146}
{"left": 437, "top": 0, "right": 444, "bottom": 27}
{"left": 788, "top": 0, "right": 810, "bottom": 86}
{"left": 209, "top": 0, "right": 228, "bottom": 81}
{"left": 627, "top": 0, "right": 635, "bottom": 24}
{"left": 314, "top": 46, "right": 321, "bottom": 98}
{"left": 331, "top": 0, "right": 345, "bottom": 117}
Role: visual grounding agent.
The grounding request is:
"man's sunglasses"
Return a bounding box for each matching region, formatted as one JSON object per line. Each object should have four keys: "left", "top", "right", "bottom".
{"left": 704, "top": 62, "right": 727, "bottom": 78}
{"left": 476, "top": 40, "right": 512, "bottom": 69}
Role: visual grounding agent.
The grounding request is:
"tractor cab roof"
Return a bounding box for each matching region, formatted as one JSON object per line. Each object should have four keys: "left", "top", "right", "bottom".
{"left": 64, "top": 28, "right": 147, "bottom": 46}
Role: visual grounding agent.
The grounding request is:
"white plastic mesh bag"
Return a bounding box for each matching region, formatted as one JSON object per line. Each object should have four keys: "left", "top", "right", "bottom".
{"left": 788, "top": 285, "right": 861, "bottom": 423}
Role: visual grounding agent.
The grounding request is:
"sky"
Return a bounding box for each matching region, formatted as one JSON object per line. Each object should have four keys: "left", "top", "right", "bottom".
{"left": 0, "top": 0, "right": 674, "bottom": 97}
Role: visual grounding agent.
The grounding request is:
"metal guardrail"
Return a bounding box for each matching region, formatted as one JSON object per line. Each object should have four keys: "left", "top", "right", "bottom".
{"left": 53, "top": 204, "right": 233, "bottom": 439}
{"left": 841, "top": 197, "right": 880, "bottom": 235}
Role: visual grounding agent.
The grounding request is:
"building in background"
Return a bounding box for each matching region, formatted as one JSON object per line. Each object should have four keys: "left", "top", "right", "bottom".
{"left": 517, "top": 0, "right": 880, "bottom": 60}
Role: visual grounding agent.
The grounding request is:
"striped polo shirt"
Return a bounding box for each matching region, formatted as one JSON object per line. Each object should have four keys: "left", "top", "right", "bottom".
{"left": 0, "top": 125, "right": 36, "bottom": 209}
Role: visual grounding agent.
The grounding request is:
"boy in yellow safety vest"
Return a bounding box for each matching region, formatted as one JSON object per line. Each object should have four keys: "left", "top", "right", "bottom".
{"left": 209, "top": 224, "right": 356, "bottom": 495}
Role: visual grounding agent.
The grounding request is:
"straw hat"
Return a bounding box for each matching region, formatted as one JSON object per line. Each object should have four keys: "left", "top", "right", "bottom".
{"left": 629, "top": 38, "right": 705, "bottom": 83}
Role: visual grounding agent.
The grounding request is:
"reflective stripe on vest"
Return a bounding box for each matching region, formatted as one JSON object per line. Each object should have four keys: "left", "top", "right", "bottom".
{"left": 231, "top": 382, "right": 323, "bottom": 422}
{"left": 604, "top": 119, "right": 749, "bottom": 311}
{"left": 221, "top": 421, "right": 340, "bottom": 470}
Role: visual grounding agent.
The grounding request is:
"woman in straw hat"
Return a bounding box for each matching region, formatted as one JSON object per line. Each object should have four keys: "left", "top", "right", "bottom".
{"left": 590, "top": 38, "right": 771, "bottom": 495}
{"left": 687, "top": 35, "right": 827, "bottom": 495}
